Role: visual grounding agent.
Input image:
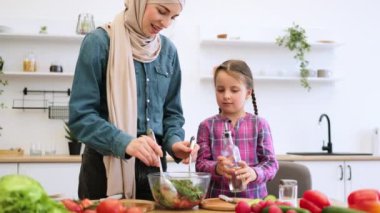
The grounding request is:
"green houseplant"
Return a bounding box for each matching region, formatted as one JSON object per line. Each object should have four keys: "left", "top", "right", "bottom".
{"left": 64, "top": 121, "right": 82, "bottom": 155}
{"left": 276, "top": 23, "right": 311, "bottom": 91}
{"left": 0, "top": 56, "right": 8, "bottom": 108}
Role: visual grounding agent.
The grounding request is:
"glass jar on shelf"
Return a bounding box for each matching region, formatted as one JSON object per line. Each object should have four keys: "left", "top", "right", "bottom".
{"left": 76, "top": 13, "right": 95, "bottom": 35}
{"left": 23, "top": 51, "right": 37, "bottom": 72}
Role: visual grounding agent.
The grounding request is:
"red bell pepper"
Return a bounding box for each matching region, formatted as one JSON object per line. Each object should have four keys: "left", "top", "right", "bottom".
{"left": 348, "top": 189, "right": 380, "bottom": 213}
{"left": 300, "top": 190, "right": 331, "bottom": 213}
{"left": 348, "top": 189, "right": 380, "bottom": 206}
{"left": 299, "top": 198, "right": 322, "bottom": 213}
{"left": 303, "top": 190, "right": 331, "bottom": 209}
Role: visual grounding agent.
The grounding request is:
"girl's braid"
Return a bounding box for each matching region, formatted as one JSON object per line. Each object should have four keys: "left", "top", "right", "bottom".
{"left": 251, "top": 90, "right": 258, "bottom": 115}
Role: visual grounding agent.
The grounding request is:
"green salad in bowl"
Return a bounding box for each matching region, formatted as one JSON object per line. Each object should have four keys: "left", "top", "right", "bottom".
{"left": 147, "top": 172, "right": 211, "bottom": 209}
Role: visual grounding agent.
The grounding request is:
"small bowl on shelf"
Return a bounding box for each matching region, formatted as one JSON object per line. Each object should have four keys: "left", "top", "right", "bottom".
{"left": 147, "top": 172, "right": 211, "bottom": 209}
{"left": 50, "top": 64, "right": 63, "bottom": 73}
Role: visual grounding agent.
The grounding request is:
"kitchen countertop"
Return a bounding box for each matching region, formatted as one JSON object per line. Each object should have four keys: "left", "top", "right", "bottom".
{"left": 1, "top": 154, "right": 380, "bottom": 163}
{"left": 0, "top": 155, "right": 81, "bottom": 163}
{"left": 276, "top": 154, "right": 380, "bottom": 161}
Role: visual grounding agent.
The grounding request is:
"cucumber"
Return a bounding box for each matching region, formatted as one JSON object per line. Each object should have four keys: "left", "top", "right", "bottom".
{"left": 264, "top": 194, "right": 277, "bottom": 201}
{"left": 262, "top": 205, "right": 310, "bottom": 213}
{"left": 322, "top": 206, "right": 365, "bottom": 213}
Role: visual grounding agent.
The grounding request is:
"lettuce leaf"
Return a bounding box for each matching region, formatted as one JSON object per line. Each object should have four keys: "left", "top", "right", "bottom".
{"left": 0, "top": 174, "right": 67, "bottom": 213}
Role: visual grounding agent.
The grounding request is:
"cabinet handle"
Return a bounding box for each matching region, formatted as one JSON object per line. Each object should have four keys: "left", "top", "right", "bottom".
{"left": 339, "top": 165, "right": 344, "bottom": 180}
{"left": 347, "top": 165, "right": 352, "bottom": 181}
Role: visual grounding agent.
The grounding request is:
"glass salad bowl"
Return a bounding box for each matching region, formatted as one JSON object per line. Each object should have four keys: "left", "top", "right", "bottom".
{"left": 147, "top": 172, "right": 211, "bottom": 209}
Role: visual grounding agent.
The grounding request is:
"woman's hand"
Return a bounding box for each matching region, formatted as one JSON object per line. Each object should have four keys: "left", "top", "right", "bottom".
{"left": 125, "top": 135, "right": 163, "bottom": 167}
{"left": 172, "top": 140, "right": 199, "bottom": 164}
{"left": 235, "top": 161, "right": 257, "bottom": 185}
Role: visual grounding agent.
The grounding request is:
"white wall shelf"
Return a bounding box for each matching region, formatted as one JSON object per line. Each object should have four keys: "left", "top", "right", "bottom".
{"left": 201, "top": 75, "right": 338, "bottom": 83}
{"left": 200, "top": 38, "right": 342, "bottom": 49}
{"left": 0, "top": 33, "right": 84, "bottom": 42}
{"left": 2, "top": 71, "right": 74, "bottom": 77}
{"left": 198, "top": 26, "right": 342, "bottom": 84}
{"left": 0, "top": 32, "right": 81, "bottom": 78}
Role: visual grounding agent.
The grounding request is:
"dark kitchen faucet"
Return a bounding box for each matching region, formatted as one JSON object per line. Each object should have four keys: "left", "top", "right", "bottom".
{"left": 319, "top": 114, "right": 333, "bottom": 154}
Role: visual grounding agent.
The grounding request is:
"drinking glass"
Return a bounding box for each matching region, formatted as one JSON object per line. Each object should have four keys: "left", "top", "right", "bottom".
{"left": 279, "top": 179, "right": 298, "bottom": 207}
{"left": 44, "top": 143, "right": 56, "bottom": 155}
{"left": 76, "top": 13, "right": 95, "bottom": 35}
{"left": 30, "top": 143, "right": 42, "bottom": 156}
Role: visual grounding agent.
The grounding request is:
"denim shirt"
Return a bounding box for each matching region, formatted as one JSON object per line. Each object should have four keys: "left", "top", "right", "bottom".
{"left": 69, "top": 28, "right": 185, "bottom": 160}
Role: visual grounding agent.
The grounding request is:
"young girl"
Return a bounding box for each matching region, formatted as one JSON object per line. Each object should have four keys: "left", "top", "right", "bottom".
{"left": 195, "top": 59, "right": 278, "bottom": 198}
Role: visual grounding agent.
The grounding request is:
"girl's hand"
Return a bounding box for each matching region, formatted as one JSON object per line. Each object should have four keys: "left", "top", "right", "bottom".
{"left": 172, "top": 140, "right": 199, "bottom": 164}
{"left": 216, "top": 156, "right": 235, "bottom": 179}
{"left": 235, "top": 161, "right": 257, "bottom": 185}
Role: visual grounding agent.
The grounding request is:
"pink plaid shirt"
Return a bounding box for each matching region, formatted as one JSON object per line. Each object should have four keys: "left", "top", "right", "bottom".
{"left": 195, "top": 113, "right": 278, "bottom": 198}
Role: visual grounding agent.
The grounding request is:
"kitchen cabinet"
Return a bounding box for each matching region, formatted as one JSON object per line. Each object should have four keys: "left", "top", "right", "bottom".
{"left": 345, "top": 161, "right": 380, "bottom": 193}
{"left": 295, "top": 160, "right": 380, "bottom": 202}
{"left": 198, "top": 27, "right": 341, "bottom": 84}
{"left": 0, "top": 163, "right": 18, "bottom": 176}
{"left": 18, "top": 162, "right": 81, "bottom": 199}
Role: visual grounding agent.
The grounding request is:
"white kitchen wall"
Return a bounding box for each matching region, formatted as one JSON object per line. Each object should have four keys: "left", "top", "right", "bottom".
{"left": 0, "top": 0, "right": 380, "bottom": 155}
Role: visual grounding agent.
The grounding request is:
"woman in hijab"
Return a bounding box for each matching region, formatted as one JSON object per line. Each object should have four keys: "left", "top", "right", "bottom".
{"left": 69, "top": 0, "right": 195, "bottom": 200}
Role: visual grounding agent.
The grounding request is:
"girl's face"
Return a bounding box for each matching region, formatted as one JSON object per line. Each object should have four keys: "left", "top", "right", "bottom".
{"left": 215, "top": 70, "right": 252, "bottom": 118}
{"left": 142, "top": 3, "right": 181, "bottom": 37}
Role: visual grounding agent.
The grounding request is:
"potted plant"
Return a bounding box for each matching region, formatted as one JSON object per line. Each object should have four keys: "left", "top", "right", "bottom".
{"left": 276, "top": 23, "right": 311, "bottom": 91}
{"left": 64, "top": 121, "right": 82, "bottom": 155}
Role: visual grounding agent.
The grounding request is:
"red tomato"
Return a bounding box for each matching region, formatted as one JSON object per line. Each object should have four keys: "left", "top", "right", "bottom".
{"left": 299, "top": 198, "right": 322, "bottom": 213}
{"left": 348, "top": 189, "right": 380, "bottom": 206}
{"left": 83, "top": 210, "right": 97, "bottom": 213}
{"left": 177, "top": 199, "right": 192, "bottom": 209}
{"left": 235, "top": 201, "right": 251, "bottom": 213}
{"left": 61, "top": 199, "right": 82, "bottom": 213}
{"left": 80, "top": 198, "right": 93, "bottom": 209}
{"left": 268, "top": 205, "right": 282, "bottom": 213}
{"left": 125, "top": 207, "right": 143, "bottom": 213}
{"left": 275, "top": 200, "right": 293, "bottom": 206}
{"left": 96, "top": 199, "right": 127, "bottom": 213}
{"left": 251, "top": 201, "right": 264, "bottom": 213}
{"left": 302, "top": 190, "right": 331, "bottom": 208}
{"left": 251, "top": 200, "right": 272, "bottom": 213}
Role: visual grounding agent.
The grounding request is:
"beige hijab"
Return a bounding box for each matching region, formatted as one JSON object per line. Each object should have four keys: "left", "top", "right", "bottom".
{"left": 102, "top": 0, "right": 184, "bottom": 199}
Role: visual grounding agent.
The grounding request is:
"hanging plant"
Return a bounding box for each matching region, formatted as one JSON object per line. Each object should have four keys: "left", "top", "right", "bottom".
{"left": 276, "top": 23, "right": 311, "bottom": 91}
{"left": 0, "top": 56, "right": 8, "bottom": 108}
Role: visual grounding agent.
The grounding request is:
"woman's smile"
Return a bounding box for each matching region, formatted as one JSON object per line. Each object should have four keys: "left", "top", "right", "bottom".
{"left": 151, "top": 24, "right": 162, "bottom": 34}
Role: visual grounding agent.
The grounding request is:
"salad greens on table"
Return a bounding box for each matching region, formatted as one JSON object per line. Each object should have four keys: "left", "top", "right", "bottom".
{"left": 152, "top": 179, "right": 204, "bottom": 209}
{"left": 0, "top": 174, "right": 67, "bottom": 213}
